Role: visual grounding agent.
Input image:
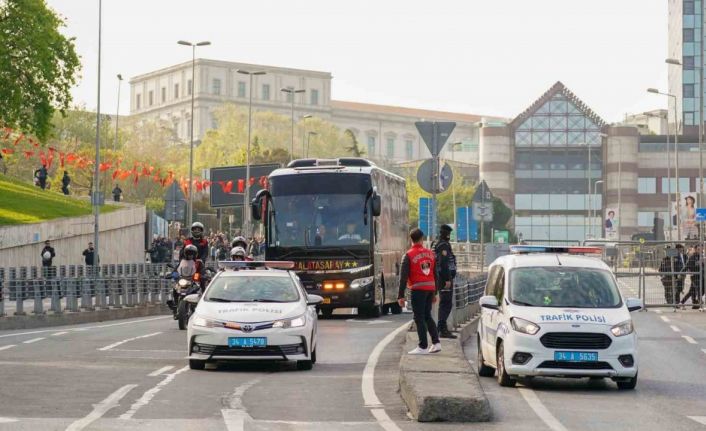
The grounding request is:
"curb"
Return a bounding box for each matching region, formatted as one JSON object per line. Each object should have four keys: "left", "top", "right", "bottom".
{"left": 398, "top": 310, "right": 491, "bottom": 422}
{"left": 0, "top": 305, "right": 171, "bottom": 330}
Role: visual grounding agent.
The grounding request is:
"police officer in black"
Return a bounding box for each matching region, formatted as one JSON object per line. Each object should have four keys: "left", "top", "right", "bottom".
{"left": 434, "top": 224, "right": 457, "bottom": 339}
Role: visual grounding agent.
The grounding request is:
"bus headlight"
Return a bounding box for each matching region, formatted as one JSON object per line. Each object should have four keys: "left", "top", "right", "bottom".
{"left": 272, "top": 315, "right": 306, "bottom": 329}
{"left": 611, "top": 320, "right": 634, "bottom": 337}
{"left": 510, "top": 317, "right": 540, "bottom": 335}
{"left": 350, "top": 276, "right": 374, "bottom": 289}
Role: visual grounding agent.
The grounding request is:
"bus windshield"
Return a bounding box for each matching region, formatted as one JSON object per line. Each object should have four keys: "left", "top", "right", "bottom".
{"left": 268, "top": 173, "right": 371, "bottom": 248}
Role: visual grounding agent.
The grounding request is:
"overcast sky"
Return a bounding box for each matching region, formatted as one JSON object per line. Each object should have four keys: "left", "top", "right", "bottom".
{"left": 47, "top": 0, "right": 667, "bottom": 123}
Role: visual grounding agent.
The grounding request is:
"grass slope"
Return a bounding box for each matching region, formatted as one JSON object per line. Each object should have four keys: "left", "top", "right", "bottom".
{"left": 0, "top": 175, "right": 117, "bottom": 226}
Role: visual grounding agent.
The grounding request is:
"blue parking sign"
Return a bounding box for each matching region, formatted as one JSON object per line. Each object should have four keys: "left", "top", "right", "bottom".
{"left": 696, "top": 208, "right": 706, "bottom": 222}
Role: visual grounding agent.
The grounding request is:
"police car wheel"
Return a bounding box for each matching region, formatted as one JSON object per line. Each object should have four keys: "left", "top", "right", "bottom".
{"left": 615, "top": 372, "right": 638, "bottom": 390}
{"left": 477, "top": 335, "right": 495, "bottom": 377}
{"left": 189, "top": 359, "right": 206, "bottom": 370}
{"left": 496, "top": 342, "right": 516, "bottom": 387}
{"left": 297, "top": 359, "right": 314, "bottom": 371}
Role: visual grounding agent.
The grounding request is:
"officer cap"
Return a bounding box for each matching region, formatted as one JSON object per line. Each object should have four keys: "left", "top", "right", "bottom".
{"left": 440, "top": 224, "right": 453, "bottom": 233}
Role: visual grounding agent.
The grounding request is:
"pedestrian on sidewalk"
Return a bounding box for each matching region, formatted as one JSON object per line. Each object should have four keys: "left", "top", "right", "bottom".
{"left": 112, "top": 184, "right": 122, "bottom": 202}
{"left": 682, "top": 244, "right": 702, "bottom": 309}
{"left": 82, "top": 242, "right": 95, "bottom": 266}
{"left": 398, "top": 228, "right": 441, "bottom": 355}
{"left": 660, "top": 244, "right": 685, "bottom": 305}
{"left": 61, "top": 170, "right": 71, "bottom": 195}
{"left": 41, "top": 240, "right": 56, "bottom": 278}
{"left": 434, "top": 224, "right": 458, "bottom": 339}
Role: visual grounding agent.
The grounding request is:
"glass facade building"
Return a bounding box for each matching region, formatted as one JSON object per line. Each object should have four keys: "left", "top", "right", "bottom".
{"left": 669, "top": 0, "right": 704, "bottom": 128}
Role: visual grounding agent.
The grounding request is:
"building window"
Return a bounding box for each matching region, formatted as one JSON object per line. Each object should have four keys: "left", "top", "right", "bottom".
{"left": 684, "top": 28, "right": 695, "bottom": 42}
{"left": 174, "top": 83, "right": 179, "bottom": 99}
{"left": 638, "top": 177, "right": 656, "bottom": 194}
{"left": 367, "top": 136, "right": 376, "bottom": 156}
{"left": 638, "top": 212, "right": 656, "bottom": 227}
{"left": 684, "top": 84, "right": 695, "bottom": 98}
{"left": 213, "top": 79, "right": 222, "bottom": 96}
{"left": 661, "top": 177, "right": 691, "bottom": 193}
{"left": 405, "top": 140, "right": 414, "bottom": 160}
{"left": 136, "top": 94, "right": 141, "bottom": 110}
{"left": 237, "top": 81, "right": 246, "bottom": 98}
{"left": 684, "top": 0, "right": 695, "bottom": 14}
{"left": 161, "top": 87, "right": 166, "bottom": 103}
{"left": 187, "top": 79, "right": 193, "bottom": 96}
{"left": 684, "top": 56, "right": 695, "bottom": 70}
{"left": 284, "top": 86, "right": 294, "bottom": 103}
{"left": 148, "top": 90, "right": 153, "bottom": 106}
{"left": 262, "top": 84, "right": 270, "bottom": 101}
{"left": 386, "top": 138, "right": 395, "bottom": 157}
{"left": 310, "top": 89, "right": 319, "bottom": 105}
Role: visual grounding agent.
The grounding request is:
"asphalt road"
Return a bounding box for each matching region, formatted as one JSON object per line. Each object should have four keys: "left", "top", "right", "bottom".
{"left": 0, "top": 308, "right": 704, "bottom": 430}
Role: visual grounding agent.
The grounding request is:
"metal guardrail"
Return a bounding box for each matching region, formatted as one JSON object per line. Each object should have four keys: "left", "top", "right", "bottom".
{"left": 0, "top": 263, "right": 172, "bottom": 318}
{"left": 451, "top": 273, "right": 487, "bottom": 328}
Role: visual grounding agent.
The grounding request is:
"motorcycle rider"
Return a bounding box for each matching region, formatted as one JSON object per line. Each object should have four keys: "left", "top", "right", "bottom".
{"left": 230, "top": 246, "right": 247, "bottom": 261}
{"left": 181, "top": 222, "right": 209, "bottom": 262}
{"left": 231, "top": 236, "right": 253, "bottom": 260}
{"left": 168, "top": 244, "right": 204, "bottom": 316}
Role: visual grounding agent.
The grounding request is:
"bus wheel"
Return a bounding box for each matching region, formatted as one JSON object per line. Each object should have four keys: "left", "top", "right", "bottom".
{"left": 381, "top": 304, "right": 390, "bottom": 315}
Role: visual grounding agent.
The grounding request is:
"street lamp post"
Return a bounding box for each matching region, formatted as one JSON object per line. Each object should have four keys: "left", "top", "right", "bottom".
{"left": 178, "top": 39, "right": 211, "bottom": 227}
{"left": 306, "top": 131, "right": 318, "bottom": 158}
{"left": 646, "top": 111, "right": 672, "bottom": 238}
{"left": 450, "top": 142, "right": 462, "bottom": 237}
{"left": 236, "top": 69, "right": 266, "bottom": 235}
{"left": 281, "top": 87, "right": 305, "bottom": 162}
{"left": 593, "top": 180, "right": 604, "bottom": 236}
{"left": 115, "top": 74, "right": 122, "bottom": 152}
{"left": 648, "top": 87, "right": 681, "bottom": 240}
{"left": 580, "top": 142, "right": 593, "bottom": 238}
{"left": 93, "top": 0, "right": 103, "bottom": 270}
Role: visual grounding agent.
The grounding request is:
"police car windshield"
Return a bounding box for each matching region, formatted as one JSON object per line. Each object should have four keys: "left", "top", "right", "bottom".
{"left": 205, "top": 276, "right": 300, "bottom": 303}
{"left": 509, "top": 267, "right": 621, "bottom": 308}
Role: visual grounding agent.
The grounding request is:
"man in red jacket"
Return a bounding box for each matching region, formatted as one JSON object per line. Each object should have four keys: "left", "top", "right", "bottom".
{"left": 398, "top": 228, "right": 441, "bottom": 355}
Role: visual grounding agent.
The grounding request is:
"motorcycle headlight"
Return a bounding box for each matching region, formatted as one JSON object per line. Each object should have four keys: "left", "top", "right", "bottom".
{"left": 192, "top": 315, "right": 222, "bottom": 328}
{"left": 178, "top": 279, "right": 190, "bottom": 288}
{"left": 350, "top": 276, "right": 374, "bottom": 289}
{"left": 510, "top": 317, "right": 540, "bottom": 335}
{"left": 272, "top": 315, "right": 306, "bottom": 329}
{"left": 611, "top": 320, "right": 634, "bottom": 337}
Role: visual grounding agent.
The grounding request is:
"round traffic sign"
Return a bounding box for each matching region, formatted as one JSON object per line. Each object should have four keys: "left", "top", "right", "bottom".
{"left": 417, "top": 159, "right": 453, "bottom": 194}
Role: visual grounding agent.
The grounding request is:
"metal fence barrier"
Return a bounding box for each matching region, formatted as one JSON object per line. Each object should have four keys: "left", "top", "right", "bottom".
{"left": 0, "top": 263, "right": 172, "bottom": 319}
{"left": 451, "top": 273, "right": 487, "bottom": 329}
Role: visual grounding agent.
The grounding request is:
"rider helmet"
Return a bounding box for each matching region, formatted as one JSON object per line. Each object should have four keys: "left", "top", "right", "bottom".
{"left": 231, "top": 235, "right": 248, "bottom": 249}
{"left": 230, "top": 246, "right": 246, "bottom": 261}
{"left": 184, "top": 244, "right": 198, "bottom": 260}
{"left": 190, "top": 222, "right": 205, "bottom": 239}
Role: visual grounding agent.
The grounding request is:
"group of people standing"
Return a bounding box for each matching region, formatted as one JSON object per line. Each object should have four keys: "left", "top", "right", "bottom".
{"left": 659, "top": 243, "right": 703, "bottom": 309}
{"left": 398, "top": 224, "right": 458, "bottom": 355}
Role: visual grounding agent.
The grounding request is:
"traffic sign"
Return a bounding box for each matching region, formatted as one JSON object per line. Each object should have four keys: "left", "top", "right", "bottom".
{"left": 417, "top": 159, "right": 453, "bottom": 194}
{"left": 472, "top": 180, "right": 494, "bottom": 204}
{"left": 415, "top": 121, "right": 456, "bottom": 157}
{"left": 696, "top": 207, "right": 706, "bottom": 222}
{"left": 472, "top": 201, "right": 493, "bottom": 222}
{"left": 164, "top": 183, "right": 186, "bottom": 222}
{"left": 419, "top": 197, "right": 434, "bottom": 236}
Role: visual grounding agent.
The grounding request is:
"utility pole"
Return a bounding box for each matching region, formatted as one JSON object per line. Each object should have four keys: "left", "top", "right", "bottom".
{"left": 92, "top": 0, "right": 103, "bottom": 271}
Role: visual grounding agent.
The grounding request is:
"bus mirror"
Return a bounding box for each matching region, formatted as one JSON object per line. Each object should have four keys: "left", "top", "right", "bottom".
{"left": 372, "top": 194, "right": 381, "bottom": 217}
{"left": 251, "top": 198, "right": 262, "bottom": 221}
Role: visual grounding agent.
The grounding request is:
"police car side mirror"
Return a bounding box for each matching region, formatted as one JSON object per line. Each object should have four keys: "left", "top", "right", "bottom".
{"left": 184, "top": 294, "right": 200, "bottom": 304}
{"left": 479, "top": 295, "right": 499, "bottom": 310}
{"left": 371, "top": 194, "right": 381, "bottom": 217}
{"left": 626, "top": 298, "right": 643, "bottom": 312}
{"left": 307, "top": 294, "right": 324, "bottom": 306}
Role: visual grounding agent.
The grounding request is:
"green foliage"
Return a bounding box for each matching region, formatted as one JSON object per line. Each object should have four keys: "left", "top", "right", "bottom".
{"left": 0, "top": 174, "right": 116, "bottom": 225}
{"left": 0, "top": 0, "right": 80, "bottom": 139}
{"left": 344, "top": 129, "right": 365, "bottom": 157}
{"left": 145, "top": 197, "right": 164, "bottom": 212}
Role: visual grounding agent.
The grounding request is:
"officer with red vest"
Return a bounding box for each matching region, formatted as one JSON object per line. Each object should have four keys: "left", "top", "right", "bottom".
{"left": 397, "top": 228, "right": 441, "bottom": 355}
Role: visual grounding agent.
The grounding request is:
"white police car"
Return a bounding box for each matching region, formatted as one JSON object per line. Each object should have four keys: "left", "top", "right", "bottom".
{"left": 185, "top": 261, "right": 323, "bottom": 370}
{"left": 477, "top": 246, "right": 642, "bottom": 390}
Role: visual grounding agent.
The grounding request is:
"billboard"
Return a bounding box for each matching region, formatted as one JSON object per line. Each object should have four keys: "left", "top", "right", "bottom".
{"left": 209, "top": 164, "right": 280, "bottom": 208}
{"left": 605, "top": 208, "right": 618, "bottom": 240}
{"left": 677, "top": 192, "right": 698, "bottom": 240}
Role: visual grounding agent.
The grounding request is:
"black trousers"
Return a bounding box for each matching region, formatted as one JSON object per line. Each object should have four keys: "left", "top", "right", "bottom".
{"left": 411, "top": 290, "right": 439, "bottom": 349}
{"left": 437, "top": 289, "right": 453, "bottom": 331}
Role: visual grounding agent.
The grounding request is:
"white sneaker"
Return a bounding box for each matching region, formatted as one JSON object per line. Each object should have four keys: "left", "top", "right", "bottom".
{"left": 428, "top": 343, "right": 442, "bottom": 354}
{"left": 408, "top": 347, "right": 429, "bottom": 355}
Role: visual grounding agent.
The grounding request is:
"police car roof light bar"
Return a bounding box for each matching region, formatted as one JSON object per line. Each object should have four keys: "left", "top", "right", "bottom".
{"left": 217, "top": 261, "right": 295, "bottom": 270}
{"left": 510, "top": 245, "right": 602, "bottom": 255}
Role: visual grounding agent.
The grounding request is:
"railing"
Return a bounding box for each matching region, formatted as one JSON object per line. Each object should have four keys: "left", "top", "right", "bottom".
{"left": 451, "top": 273, "right": 487, "bottom": 328}
{"left": 0, "top": 263, "right": 173, "bottom": 318}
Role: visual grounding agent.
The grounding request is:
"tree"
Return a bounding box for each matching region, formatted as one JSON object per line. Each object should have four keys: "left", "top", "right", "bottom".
{"left": 0, "top": 0, "right": 80, "bottom": 139}
{"left": 344, "top": 129, "right": 365, "bottom": 157}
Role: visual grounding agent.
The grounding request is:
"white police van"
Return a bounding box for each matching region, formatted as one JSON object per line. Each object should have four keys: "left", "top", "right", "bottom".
{"left": 477, "top": 246, "right": 642, "bottom": 390}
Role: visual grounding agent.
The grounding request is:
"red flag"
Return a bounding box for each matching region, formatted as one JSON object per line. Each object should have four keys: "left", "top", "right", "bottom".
{"left": 112, "top": 169, "right": 121, "bottom": 180}
{"left": 237, "top": 179, "right": 245, "bottom": 193}
{"left": 59, "top": 152, "right": 65, "bottom": 168}
{"left": 249, "top": 177, "right": 256, "bottom": 186}
{"left": 224, "top": 180, "right": 233, "bottom": 194}
{"left": 1, "top": 148, "right": 14, "bottom": 155}
{"left": 23, "top": 150, "right": 34, "bottom": 159}
{"left": 13, "top": 134, "right": 24, "bottom": 146}
{"left": 179, "top": 179, "right": 189, "bottom": 198}
{"left": 195, "top": 180, "right": 203, "bottom": 192}
{"left": 99, "top": 162, "right": 112, "bottom": 172}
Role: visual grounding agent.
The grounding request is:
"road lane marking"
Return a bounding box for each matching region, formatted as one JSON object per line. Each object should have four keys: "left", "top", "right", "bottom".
{"left": 0, "top": 345, "right": 16, "bottom": 351}
{"left": 65, "top": 384, "right": 137, "bottom": 431}
{"left": 52, "top": 332, "right": 68, "bottom": 336}
{"left": 670, "top": 325, "right": 681, "bottom": 333}
{"left": 0, "top": 316, "right": 170, "bottom": 339}
{"left": 222, "top": 378, "right": 262, "bottom": 431}
{"left": 362, "top": 320, "right": 410, "bottom": 408}
{"left": 147, "top": 365, "right": 174, "bottom": 377}
{"left": 23, "top": 337, "right": 45, "bottom": 344}
{"left": 702, "top": 349, "right": 706, "bottom": 355}
{"left": 689, "top": 416, "right": 706, "bottom": 425}
{"left": 119, "top": 365, "right": 188, "bottom": 419}
{"left": 682, "top": 335, "right": 698, "bottom": 344}
{"left": 518, "top": 387, "right": 568, "bottom": 431}
{"left": 0, "top": 418, "right": 18, "bottom": 423}
{"left": 660, "top": 316, "right": 671, "bottom": 323}
{"left": 371, "top": 408, "right": 402, "bottom": 431}
{"left": 97, "top": 332, "right": 162, "bottom": 351}
{"left": 655, "top": 309, "right": 663, "bottom": 314}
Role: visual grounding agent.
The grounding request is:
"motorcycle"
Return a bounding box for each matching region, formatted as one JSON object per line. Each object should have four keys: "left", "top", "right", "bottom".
{"left": 166, "top": 265, "right": 214, "bottom": 330}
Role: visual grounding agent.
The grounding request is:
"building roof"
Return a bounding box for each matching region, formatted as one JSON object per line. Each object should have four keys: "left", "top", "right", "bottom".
{"left": 510, "top": 81, "right": 607, "bottom": 129}
{"left": 331, "top": 100, "right": 492, "bottom": 124}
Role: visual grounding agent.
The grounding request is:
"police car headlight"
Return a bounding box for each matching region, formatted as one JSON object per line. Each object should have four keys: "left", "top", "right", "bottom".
{"left": 350, "top": 276, "right": 374, "bottom": 289}
{"left": 192, "top": 316, "right": 221, "bottom": 328}
{"left": 510, "top": 317, "right": 540, "bottom": 335}
{"left": 272, "top": 315, "right": 306, "bottom": 329}
{"left": 611, "top": 320, "right": 634, "bottom": 337}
